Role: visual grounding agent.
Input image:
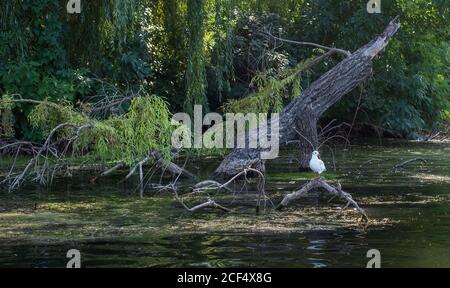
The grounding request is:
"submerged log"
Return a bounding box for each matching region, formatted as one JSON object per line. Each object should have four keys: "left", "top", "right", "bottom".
{"left": 215, "top": 18, "right": 400, "bottom": 178}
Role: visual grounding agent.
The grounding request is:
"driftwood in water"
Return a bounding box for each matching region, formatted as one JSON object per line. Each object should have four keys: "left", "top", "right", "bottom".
{"left": 215, "top": 18, "right": 400, "bottom": 178}
{"left": 157, "top": 167, "right": 267, "bottom": 213}
{"left": 154, "top": 163, "right": 365, "bottom": 222}
{"left": 277, "top": 178, "right": 368, "bottom": 222}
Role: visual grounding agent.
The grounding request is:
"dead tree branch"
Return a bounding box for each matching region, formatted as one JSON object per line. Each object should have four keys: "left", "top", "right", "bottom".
{"left": 155, "top": 171, "right": 233, "bottom": 213}
{"left": 3, "top": 123, "right": 92, "bottom": 191}
{"left": 150, "top": 151, "right": 196, "bottom": 180}
{"left": 394, "top": 158, "right": 428, "bottom": 169}
{"left": 180, "top": 198, "right": 233, "bottom": 213}
{"left": 90, "top": 162, "right": 125, "bottom": 183}
{"left": 276, "top": 178, "right": 368, "bottom": 222}
{"left": 264, "top": 32, "right": 351, "bottom": 57}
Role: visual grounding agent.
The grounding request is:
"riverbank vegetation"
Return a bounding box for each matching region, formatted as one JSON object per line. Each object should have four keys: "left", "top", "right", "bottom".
{"left": 0, "top": 0, "right": 449, "bottom": 218}
{"left": 1, "top": 1, "right": 450, "bottom": 268}
{"left": 1, "top": 1, "right": 448, "bottom": 141}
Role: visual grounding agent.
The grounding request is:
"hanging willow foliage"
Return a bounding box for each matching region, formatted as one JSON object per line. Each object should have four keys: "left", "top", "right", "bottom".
{"left": 184, "top": 0, "right": 208, "bottom": 115}
{"left": 162, "top": 0, "right": 185, "bottom": 51}
{"left": 65, "top": 0, "right": 141, "bottom": 70}
{"left": 0, "top": 94, "right": 173, "bottom": 165}
{"left": 0, "top": 1, "right": 28, "bottom": 61}
{"left": 223, "top": 59, "right": 309, "bottom": 114}
{"left": 212, "top": 0, "right": 235, "bottom": 102}
{"left": 111, "top": 0, "right": 137, "bottom": 45}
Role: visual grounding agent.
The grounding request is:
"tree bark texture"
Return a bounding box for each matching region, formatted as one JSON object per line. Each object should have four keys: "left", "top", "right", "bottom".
{"left": 214, "top": 18, "right": 400, "bottom": 178}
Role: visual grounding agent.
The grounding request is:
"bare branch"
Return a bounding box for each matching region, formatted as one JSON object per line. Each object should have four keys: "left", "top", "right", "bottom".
{"left": 90, "top": 162, "right": 125, "bottom": 183}
{"left": 277, "top": 178, "right": 368, "bottom": 222}
{"left": 263, "top": 31, "right": 351, "bottom": 57}
{"left": 4, "top": 123, "right": 92, "bottom": 191}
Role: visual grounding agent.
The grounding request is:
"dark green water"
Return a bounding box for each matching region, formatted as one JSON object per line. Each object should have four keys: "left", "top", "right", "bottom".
{"left": 0, "top": 140, "right": 449, "bottom": 267}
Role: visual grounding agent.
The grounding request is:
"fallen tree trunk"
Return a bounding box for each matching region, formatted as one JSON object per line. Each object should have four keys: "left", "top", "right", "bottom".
{"left": 215, "top": 18, "right": 400, "bottom": 178}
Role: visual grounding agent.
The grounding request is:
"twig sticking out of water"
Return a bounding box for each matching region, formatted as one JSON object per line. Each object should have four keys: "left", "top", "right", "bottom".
{"left": 394, "top": 158, "right": 428, "bottom": 170}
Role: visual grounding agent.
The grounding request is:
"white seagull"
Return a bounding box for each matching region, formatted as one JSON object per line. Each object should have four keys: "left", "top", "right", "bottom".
{"left": 309, "top": 150, "right": 326, "bottom": 175}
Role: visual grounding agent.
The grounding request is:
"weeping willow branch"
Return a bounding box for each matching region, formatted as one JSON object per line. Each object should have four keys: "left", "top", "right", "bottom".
{"left": 0, "top": 94, "right": 175, "bottom": 190}
{"left": 212, "top": 0, "right": 234, "bottom": 102}
{"left": 184, "top": 0, "right": 208, "bottom": 114}
{"left": 224, "top": 48, "right": 337, "bottom": 115}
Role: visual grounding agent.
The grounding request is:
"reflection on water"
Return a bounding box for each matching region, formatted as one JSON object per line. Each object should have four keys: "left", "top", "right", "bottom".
{"left": 0, "top": 140, "right": 449, "bottom": 267}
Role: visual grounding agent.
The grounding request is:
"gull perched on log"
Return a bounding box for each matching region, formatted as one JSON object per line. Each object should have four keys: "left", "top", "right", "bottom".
{"left": 309, "top": 151, "right": 326, "bottom": 175}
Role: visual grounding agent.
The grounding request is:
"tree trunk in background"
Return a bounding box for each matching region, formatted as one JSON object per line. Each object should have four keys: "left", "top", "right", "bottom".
{"left": 214, "top": 18, "right": 400, "bottom": 178}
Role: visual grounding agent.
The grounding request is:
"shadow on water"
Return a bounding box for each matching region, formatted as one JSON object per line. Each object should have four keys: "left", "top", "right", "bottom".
{"left": 0, "top": 139, "right": 449, "bottom": 267}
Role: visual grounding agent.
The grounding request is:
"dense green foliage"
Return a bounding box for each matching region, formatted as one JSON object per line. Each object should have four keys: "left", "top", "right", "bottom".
{"left": 1, "top": 0, "right": 448, "bottom": 148}
{"left": 1, "top": 94, "right": 173, "bottom": 165}
{"left": 184, "top": 0, "right": 208, "bottom": 115}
